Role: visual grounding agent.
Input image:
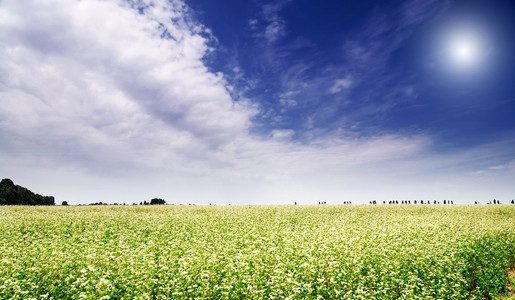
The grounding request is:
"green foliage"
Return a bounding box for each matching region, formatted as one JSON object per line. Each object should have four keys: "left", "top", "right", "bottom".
{"left": 459, "top": 232, "right": 515, "bottom": 298}
{"left": 0, "top": 205, "right": 513, "bottom": 299}
{"left": 0, "top": 178, "right": 55, "bottom": 205}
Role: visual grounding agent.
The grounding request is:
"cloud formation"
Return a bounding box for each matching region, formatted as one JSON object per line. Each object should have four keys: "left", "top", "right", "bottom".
{"left": 0, "top": 0, "right": 256, "bottom": 168}
{"left": 328, "top": 76, "right": 353, "bottom": 94}
{"left": 248, "top": 0, "right": 292, "bottom": 43}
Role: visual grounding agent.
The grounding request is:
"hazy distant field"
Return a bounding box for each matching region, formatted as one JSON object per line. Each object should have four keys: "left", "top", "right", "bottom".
{"left": 0, "top": 205, "right": 513, "bottom": 299}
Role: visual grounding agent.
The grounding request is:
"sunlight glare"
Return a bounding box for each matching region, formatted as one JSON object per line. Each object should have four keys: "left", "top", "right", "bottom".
{"left": 450, "top": 37, "right": 478, "bottom": 65}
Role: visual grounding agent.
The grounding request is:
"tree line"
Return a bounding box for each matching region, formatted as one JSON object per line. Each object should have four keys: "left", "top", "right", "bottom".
{"left": 0, "top": 178, "right": 55, "bottom": 205}
{"left": 85, "top": 198, "right": 166, "bottom": 205}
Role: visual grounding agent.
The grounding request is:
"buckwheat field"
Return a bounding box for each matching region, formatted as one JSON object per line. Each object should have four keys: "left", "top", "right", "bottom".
{"left": 0, "top": 205, "right": 514, "bottom": 299}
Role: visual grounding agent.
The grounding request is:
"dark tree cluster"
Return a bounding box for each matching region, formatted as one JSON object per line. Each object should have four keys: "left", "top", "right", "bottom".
{"left": 0, "top": 178, "right": 55, "bottom": 206}
{"left": 477, "top": 199, "right": 514, "bottom": 204}
{"left": 382, "top": 199, "right": 453, "bottom": 205}
{"left": 150, "top": 198, "right": 166, "bottom": 205}
{"left": 138, "top": 198, "right": 166, "bottom": 205}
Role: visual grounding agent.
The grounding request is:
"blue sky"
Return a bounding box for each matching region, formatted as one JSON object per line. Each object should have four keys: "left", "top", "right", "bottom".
{"left": 191, "top": 0, "right": 515, "bottom": 146}
{"left": 1, "top": 0, "right": 514, "bottom": 204}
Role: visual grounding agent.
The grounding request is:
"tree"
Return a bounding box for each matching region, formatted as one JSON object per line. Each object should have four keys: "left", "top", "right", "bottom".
{"left": 62, "top": 201, "right": 69, "bottom": 206}
{"left": 0, "top": 178, "right": 55, "bottom": 206}
{"left": 150, "top": 198, "right": 166, "bottom": 205}
{"left": 0, "top": 178, "right": 15, "bottom": 190}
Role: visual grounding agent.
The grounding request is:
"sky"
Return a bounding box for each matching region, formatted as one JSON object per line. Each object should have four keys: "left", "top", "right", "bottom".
{"left": 1, "top": 0, "right": 514, "bottom": 205}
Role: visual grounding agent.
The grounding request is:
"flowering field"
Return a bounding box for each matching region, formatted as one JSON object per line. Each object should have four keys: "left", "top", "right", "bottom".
{"left": 0, "top": 205, "right": 514, "bottom": 299}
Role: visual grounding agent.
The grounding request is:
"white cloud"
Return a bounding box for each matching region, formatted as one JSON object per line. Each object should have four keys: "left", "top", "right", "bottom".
{"left": 264, "top": 20, "right": 286, "bottom": 43}
{"left": 328, "top": 76, "right": 353, "bottom": 94}
{"left": 0, "top": 0, "right": 256, "bottom": 161}
{"left": 279, "top": 98, "right": 297, "bottom": 108}
{"left": 278, "top": 90, "right": 298, "bottom": 110}
{"left": 269, "top": 129, "right": 295, "bottom": 141}
{"left": 250, "top": 0, "right": 291, "bottom": 43}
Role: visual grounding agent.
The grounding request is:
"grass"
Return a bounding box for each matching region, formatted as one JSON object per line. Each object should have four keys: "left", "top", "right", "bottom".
{"left": 0, "top": 204, "right": 514, "bottom": 299}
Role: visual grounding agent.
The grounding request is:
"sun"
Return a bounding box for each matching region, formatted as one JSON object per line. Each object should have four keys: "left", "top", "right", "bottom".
{"left": 449, "top": 37, "right": 479, "bottom": 65}
{"left": 440, "top": 26, "right": 487, "bottom": 71}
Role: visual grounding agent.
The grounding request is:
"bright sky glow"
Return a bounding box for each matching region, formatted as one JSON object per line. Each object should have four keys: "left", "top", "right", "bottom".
{"left": 1, "top": 0, "right": 514, "bottom": 205}
{"left": 451, "top": 38, "right": 478, "bottom": 64}
{"left": 443, "top": 30, "right": 483, "bottom": 68}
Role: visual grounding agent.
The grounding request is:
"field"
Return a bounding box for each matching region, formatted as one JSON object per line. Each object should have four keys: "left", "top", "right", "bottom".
{"left": 0, "top": 205, "right": 514, "bottom": 299}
